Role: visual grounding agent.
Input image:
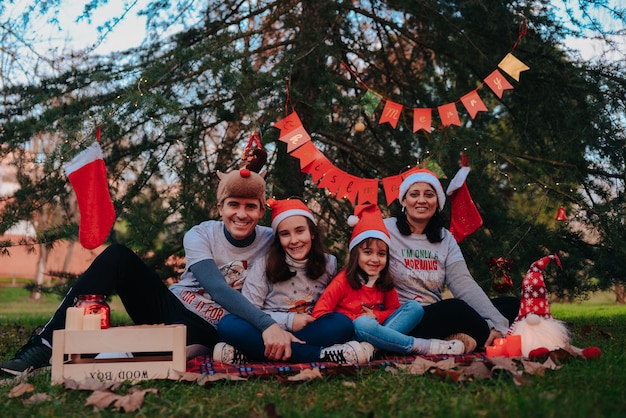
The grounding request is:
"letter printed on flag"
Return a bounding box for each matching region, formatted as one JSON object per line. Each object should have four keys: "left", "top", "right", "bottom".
{"left": 437, "top": 102, "right": 461, "bottom": 127}
{"left": 413, "top": 108, "right": 432, "bottom": 133}
{"left": 382, "top": 174, "right": 402, "bottom": 205}
{"left": 460, "top": 90, "right": 488, "bottom": 119}
{"left": 484, "top": 69, "right": 514, "bottom": 99}
{"left": 379, "top": 100, "right": 403, "bottom": 128}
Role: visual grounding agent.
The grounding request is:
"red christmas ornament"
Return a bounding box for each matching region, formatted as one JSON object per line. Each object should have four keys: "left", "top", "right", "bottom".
{"left": 488, "top": 257, "right": 513, "bottom": 293}
{"left": 555, "top": 206, "right": 567, "bottom": 221}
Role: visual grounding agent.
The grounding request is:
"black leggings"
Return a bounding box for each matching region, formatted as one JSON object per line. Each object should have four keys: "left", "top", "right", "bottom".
{"left": 408, "top": 297, "right": 519, "bottom": 349}
{"left": 40, "top": 243, "right": 217, "bottom": 347}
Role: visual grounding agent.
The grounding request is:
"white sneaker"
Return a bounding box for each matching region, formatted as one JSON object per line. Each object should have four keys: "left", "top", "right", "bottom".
{"left": 445, "top": 333, "right": 477, "bottom": 353}
{"left": 360, "top": 341, "right": 376, "bottom": 361}
{"left": 320, "top": 340, "right": 373, "bottom": 365}
{"left": 212, "top": 342, "right": 248, "bottom": 365}
{"left": 428, "top": 339, "right": 465, "bottom": 355}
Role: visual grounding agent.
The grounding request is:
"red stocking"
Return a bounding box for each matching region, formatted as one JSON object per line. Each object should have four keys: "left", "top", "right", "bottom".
{"left": 446, "top": 164, "right": 483, "bottom": 243}
{"left": 64, "top": 142, "right": 116, "bottom": 249}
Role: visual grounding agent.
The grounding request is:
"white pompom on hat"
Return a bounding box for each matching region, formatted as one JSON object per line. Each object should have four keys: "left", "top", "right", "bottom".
{"left": 348, "top": 203, "right": 391, "bottom": 251}
{"left": 398, "top": 168, "right": 446, "bottom": 210}
{"left": 268, "top": 198, "right": 315, "bottom": 233}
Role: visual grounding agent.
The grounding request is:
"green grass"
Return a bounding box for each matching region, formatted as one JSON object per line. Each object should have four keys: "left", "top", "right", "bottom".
{"left": 1, "top": 287, "right": 626, "bottom": 417}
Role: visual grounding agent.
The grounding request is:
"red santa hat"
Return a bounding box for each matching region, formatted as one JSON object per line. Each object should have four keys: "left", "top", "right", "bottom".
{"left": 512, "top": 253, "right": 562, "bottom": 324}
{"left": 348, "top": 203, "right": 391, "bottom": 251}
{"left": 398, "top": 168, "right": 446, "bottom": 210}
{"left": 268, "top": 198, "right": 315, "bottom": 233}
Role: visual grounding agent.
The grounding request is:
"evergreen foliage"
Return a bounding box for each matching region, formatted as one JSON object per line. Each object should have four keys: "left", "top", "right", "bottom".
{"left": 0, "top": 0, "right": 623, "bottom": 297}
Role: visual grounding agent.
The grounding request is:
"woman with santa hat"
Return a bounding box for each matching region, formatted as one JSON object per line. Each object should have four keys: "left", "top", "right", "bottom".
{"left": 384, "top": 168, "right": 519, "bottom": 352}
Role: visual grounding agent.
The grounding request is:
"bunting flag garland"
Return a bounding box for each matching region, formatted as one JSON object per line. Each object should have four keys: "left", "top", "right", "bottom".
{"left": 276, "top": 29, "right": 529, "bottom": 207}
{"left": 274, "top": 112, "right": 450, "bottom": 206}
{"left": 343, "top": 51, "right": 529, "bottom": 132}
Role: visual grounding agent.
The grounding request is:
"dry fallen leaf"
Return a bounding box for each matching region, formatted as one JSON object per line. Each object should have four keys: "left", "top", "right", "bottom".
{"left": 85, "top": 390, "right": 123, "bottom": 410}
{"left": 8, "top": 382, "right": 34, "bottom": 398}
{"left": 434, "top": 358, "right": 457, "bottom": 371}
{"left": 64, "top": 377, "right": 123, "bottom": 392}
{"left": 113, "top": 388, "right": 158, "bottom": 413}
{"left": 401, "top": 356, "right": 438, "bottom": 375}
{"left": 22, "top": 393, "right": 52, "bottom": 405}
{"left": 276, "top": 368, "right": 323, "bottom": 384}
{"left": 461, "top": 361, "right": 492, "bottom": 380}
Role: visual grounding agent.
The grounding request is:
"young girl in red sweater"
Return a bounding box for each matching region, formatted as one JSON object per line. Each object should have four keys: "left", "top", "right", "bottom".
{"left": 313, "top": 203, "right": 464, "bottom": 355}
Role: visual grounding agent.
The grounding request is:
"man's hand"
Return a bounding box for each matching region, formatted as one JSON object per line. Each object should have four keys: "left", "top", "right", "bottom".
{"left": 291, "top": 313, "right": 315, "bottom": 332}
{"left": 262, "top": 323, "right": 304, "bottom": 361}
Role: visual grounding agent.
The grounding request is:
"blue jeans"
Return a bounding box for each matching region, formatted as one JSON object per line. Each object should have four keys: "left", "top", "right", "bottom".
{"left": 353, "top": 300, "right": 424, "bottom": 354}
{"left": 217, "top": 312, "right": 354, "bottom": 363}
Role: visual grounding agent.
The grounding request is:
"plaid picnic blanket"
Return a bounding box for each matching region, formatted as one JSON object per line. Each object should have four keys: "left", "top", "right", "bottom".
{"left": 186, "top": 352, "right": 487, "bottom": 378}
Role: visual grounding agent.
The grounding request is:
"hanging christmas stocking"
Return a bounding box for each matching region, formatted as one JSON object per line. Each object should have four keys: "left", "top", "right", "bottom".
{"left": 64, "top": 141, "right": 116, "bottom": 249}
{"left": 446, "top": 155, "right": 483, "bottom": 243}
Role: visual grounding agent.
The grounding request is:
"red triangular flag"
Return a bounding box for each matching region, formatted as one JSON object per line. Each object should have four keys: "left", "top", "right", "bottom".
{"left": 484, "top": 69, "right": 514, "bottom": 99}
{"left": 274, "top": 112, "right": 302, "bottom": 134}
{"left": 413, "top": 108, "right": 432, "bottom": 133}
{"left": 378, "top": 100, "right": 403, "bottom": 128}
{"left": 437, "top": 102, "right": 461, "bottom": 127}
{"left": 357, "top": 178, "right": 379, "bottom": 205}
{"left": 460, "top": 90, "right": 488, "bottom": 119}
{"left": 290, "top": 141, "right": 321, "bottom": 169}
{"left": 278, "top": 125, "right": 311, "bottom": 153}
{"left": 337, "top": 174, "right": 361, "bottom": 205}
{"left": 317, "top": 167, "right": 345, "bottom": 195}
{"left": 302, "top": 155, "right": 333, "bottom": 183}
{"left": 382, "top": 174, "right": 403, "bottom": 205}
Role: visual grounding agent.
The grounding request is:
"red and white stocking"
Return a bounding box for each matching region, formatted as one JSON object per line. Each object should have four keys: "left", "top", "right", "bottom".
{"left": 64, "top": 142, "right": 116, "bottom": 249}
{"left": 446, "top": 157, "right": 483, "bottom": 243}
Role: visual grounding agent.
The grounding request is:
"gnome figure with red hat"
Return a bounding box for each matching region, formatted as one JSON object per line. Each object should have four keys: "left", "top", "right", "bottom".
{"left": 508, "top": 254, "right": 602, "bottom": 360}
{"left": 507, "top": 254, "right": 570, "bottom": 357}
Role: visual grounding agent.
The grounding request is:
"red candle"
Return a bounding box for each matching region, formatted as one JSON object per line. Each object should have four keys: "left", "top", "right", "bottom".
{"left": 486, "top": 345, "right": 505, "bottom": 358}
{"left": 505, "top": 334, "right": 522, "bottom": 357}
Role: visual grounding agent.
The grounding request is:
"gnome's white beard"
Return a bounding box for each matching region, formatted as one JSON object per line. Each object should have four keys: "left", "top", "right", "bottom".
{"left": 509, "top": 314, "right": 570, "bottom": 357}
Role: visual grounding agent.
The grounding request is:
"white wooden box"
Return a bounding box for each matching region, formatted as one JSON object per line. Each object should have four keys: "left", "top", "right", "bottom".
{"left": 51, "top": 325, "right": 186, "bottom": 384}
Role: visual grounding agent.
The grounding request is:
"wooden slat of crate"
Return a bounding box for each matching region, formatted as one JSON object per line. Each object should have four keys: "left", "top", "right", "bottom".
{"left": 51, "top": 325, "right": 186, "bottom": 384}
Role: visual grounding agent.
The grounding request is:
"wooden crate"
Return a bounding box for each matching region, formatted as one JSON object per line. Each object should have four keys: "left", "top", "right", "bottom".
{"left": 51, "top": 325, "right": 186, "bottom": 384}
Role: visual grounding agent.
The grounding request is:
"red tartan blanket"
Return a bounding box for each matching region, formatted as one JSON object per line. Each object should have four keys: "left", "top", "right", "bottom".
{"left": 186, "top": 352, "right": 487, "bottom": 378}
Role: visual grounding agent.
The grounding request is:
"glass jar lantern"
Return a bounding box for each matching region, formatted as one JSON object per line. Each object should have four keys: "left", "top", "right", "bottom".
{"left": 75, "top": 294, "right": 110, "bottom": 329}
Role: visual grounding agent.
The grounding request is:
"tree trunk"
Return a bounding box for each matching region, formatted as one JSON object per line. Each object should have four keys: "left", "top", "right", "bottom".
{"left": 31, "top": 244, "right": 49, "bottom": 301}
{"left": 613, "top": 284, "right": 626, "bottom": 304}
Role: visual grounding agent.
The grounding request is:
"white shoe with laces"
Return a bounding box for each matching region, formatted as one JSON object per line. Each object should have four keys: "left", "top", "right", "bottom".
{"left": 320, "top": 340, "right": 373, "bottom": 365}
{"left": 212, "top": 342, "right": 248, "bottom": 365}
{"left": 428, "top": 339, "right": 465, "bottom": 355}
